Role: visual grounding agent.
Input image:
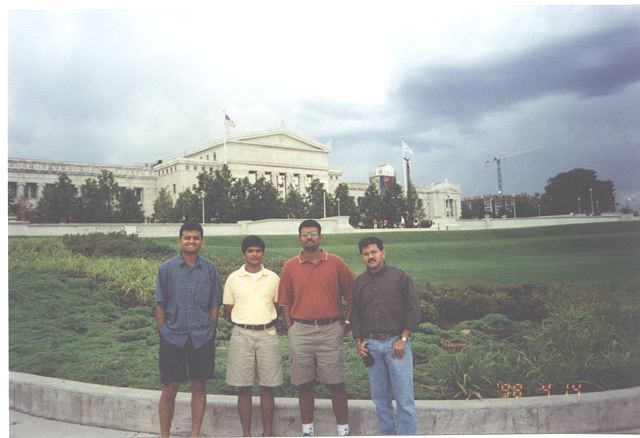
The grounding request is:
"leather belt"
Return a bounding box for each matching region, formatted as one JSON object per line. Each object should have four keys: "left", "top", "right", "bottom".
{"left": 233, "top": 320, "right": 276, "bottom": 331}
{"left": 365, "top": 333, "right": 397, "bottom": 340}
{"left": 293, "top": 317, "right": 342, "bottom": 326}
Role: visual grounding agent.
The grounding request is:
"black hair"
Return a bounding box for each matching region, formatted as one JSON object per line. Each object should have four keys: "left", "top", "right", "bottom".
{"left": 358, "top": 236, "right": 384, "bottom": 253}
{"left": 179, "top": 222, "right": 203, "bottom": 238}
{"left": 298, "top": 219, "right": 322, "bottom": 235}
{"left": 241, "top": 235, "right": 265, "bottom": 253}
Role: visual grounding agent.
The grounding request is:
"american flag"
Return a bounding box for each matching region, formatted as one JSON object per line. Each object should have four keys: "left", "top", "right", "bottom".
{"left": 225, "top": 114, "right": 236, "bottom": 128}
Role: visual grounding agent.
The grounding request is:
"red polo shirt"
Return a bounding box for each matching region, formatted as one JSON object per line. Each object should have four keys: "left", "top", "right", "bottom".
{"left": 277, "top": 250, "right": 354, "bottom": 320}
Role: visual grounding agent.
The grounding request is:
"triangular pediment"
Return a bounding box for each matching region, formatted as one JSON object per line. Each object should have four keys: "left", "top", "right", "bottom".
{"left": 232, "top": 130, "right": 330, "bottom": 153}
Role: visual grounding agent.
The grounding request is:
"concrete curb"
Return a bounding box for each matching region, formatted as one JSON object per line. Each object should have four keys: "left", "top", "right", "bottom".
{"left": 9, "top": 372, "right": 640, "bottom": 435}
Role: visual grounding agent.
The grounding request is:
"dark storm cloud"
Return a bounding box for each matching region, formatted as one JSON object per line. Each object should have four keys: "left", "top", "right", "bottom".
{"left": 395, "top": 18, "right": 640, "bottom": 124}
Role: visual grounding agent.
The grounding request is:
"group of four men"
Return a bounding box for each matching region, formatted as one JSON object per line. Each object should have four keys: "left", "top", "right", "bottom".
{"left": 156, "top": 219, "right": 421, "bottom": 437}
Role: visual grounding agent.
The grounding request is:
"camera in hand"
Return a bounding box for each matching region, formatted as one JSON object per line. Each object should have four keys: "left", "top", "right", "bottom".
{"left": 362, "top": 354, "right": 375, "bottom": 367}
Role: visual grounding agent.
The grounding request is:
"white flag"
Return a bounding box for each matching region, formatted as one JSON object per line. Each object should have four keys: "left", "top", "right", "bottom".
{"left": 225, "top": 114, "right": 236, "bottom": 128}
{"left": 402, "top": 139, "right": 414, "bottom": 159}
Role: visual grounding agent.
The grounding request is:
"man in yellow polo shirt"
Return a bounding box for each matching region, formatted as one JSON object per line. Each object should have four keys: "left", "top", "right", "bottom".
{"left": 224, "top": 235, "right": 283, "bottom": 437}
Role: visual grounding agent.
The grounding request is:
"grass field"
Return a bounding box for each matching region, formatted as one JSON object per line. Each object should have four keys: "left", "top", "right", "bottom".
{"left": 153, "top": 221, "right": 640, "bottom": 285}
{"left": 8, "top": 221, "right": 640, "bottom": 399}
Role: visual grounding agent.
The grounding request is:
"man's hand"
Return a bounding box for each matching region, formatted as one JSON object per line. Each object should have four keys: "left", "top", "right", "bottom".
{"left": 356, "top": 339, "right": 369, "bottom": 358}
{"left": 392, "top": 338, "right": 406, "bottom": 358}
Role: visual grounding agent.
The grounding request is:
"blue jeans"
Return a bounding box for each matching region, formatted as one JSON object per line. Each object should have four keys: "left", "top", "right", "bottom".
{"left": 366, "top": 338, "right": 418, "bottom": 435}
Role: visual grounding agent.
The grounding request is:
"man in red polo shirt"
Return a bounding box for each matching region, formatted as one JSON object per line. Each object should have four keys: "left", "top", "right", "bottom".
{"left": 278, "top": 219, "right": 354, "bottom": 437}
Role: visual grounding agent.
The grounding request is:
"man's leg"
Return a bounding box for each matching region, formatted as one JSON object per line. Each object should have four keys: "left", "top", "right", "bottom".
{"left": 259, "top": 386, "right": 275, "bottom": 437}
{"left": 298, "top": 381, "right": 315, "bottom": 424}
{"left": 159, "top": 381, "right": 180, "bottom": 438}
{"left": 327, "top": 383, "right": 348, "bottom": 425}
{"left": 190, "top": 378, "right": 207, "bottom": 437}
{"left": 388, "top": 342, "right": 418, "bottom": 435}
{"left": 238, "top": 386, "right": 253, "bottom": 436}
{"left": 367, "top": 339, "right": 396, "bottom": 435}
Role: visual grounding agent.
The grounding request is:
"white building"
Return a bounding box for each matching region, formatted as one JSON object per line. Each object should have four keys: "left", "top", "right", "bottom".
{"left": 8, "top": 128, "right": 461, "bottom": 222}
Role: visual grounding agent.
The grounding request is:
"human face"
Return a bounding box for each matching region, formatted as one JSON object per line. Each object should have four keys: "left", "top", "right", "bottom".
{"left": 298, "top": 226, "right": 322, "bottom": 252}
{"left": 361, "top": 243, "right": 385, "bottom": 273}
{"left": 178, "top": 230, "right": 204, "bottom": 255}
{"left": 242, "top": 246, "right": 264, "bottom": 271}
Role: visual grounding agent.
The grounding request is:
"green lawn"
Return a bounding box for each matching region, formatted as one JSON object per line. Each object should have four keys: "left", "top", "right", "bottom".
{"left": 154, "top": 221, "right": 640, "bottom": 285}
{"left": 8, "top": 221, "right": 640, "bottom": 399}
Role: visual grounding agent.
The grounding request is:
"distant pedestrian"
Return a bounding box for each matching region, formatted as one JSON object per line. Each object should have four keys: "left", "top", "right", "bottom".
{"left": 278, "top": 219, "right": 354, "bottom": 437}
{"left": 224, "top": 235, "right": 283, "bottom": 437}
{"left": 351, "top": 236, "right": 421, "bottom": 435}
{"left": 156, "top": 222, "right": 223, "bottom": 437}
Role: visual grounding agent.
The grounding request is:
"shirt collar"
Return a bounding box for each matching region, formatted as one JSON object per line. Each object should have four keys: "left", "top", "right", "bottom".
{"left": 297, "top": 249, "right": 328, "bottom": 264}
{"left": 179, "top": 253, "right": 203, "bottom": 268}
{"left": 240, "top": 265, "right": 265, "bottom": 276}
{"left": 366, "top": 262, "right": 388, "bottom": 277}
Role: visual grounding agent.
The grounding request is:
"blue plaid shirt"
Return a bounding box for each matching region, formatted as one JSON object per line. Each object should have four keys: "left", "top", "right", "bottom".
{"left": 156, "top": 254, "right": 223, "bottom": 348}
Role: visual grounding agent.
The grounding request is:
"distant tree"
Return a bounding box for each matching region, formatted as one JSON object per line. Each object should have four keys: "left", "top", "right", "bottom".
{"left": 358, "top": 183, "right": 383, "bottom": 228}
{"left": 333, "top": 183, "right": 358, "bottom": 226}
{"left": 230, "top": 177, "right": 252, "bottom": 221}
{"left": 306, "top": 179, "right": 328, "bottom": 219}
{"left": 542, "top": 168, "right": 615, "bottom": 215}
{"left": 8, "top": 188, "right": 18, "bottom": 217}
{"left": 79, "top": 170, "right": 120, "bottom": 222}
{"left": 406, "top": 183, "right": 425, "bottom": 226}
{"left": 380, "top": 183, "right": 407, "bottom": 227}
{"left": 116, "top": 188, "right": 145, "bottom": 222}
{"left": 249, "top": 177, "right": 286, "bottom": 220}
{"left": 461, "top": 198, "right": 486, "bottom": 219}
{"left": 198, "top": 166, "right": 234, "bottom": 222}
{"left": 152, "top": 187, "right": 175, "bottom": 223}
{"left": 174, "top": 188, "right": 200, "bottom": 223}
{"left": 285, "top": 186, "right": 307, "bottom": 219}
{"left": 34, "top": 173, "right": 79, "bottom": 223}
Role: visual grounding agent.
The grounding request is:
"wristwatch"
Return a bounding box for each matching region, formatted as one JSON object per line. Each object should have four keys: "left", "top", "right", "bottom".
{"left": 344, "top": 319, "right": 351, "bottom": 325}
{"left": 400, "top": 335, "right": 408, "bottom": 343}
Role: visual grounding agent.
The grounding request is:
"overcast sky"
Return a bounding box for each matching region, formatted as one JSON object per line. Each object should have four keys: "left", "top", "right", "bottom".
{"left": 7, "top": 2, "right": 640, "bottom": 207}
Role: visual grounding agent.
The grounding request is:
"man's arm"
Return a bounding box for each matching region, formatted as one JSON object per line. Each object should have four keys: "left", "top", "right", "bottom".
{"left": 280, "top": 305, "right": 293, "bottom": 331}
{"left": 224, "top": 304, "right": 234, "bottom": 322}
{"left": 210, "top": 305, "right": 219, "bottom": 328}
{"left": 155, "top": 303, "right": 166, "bottom": 331}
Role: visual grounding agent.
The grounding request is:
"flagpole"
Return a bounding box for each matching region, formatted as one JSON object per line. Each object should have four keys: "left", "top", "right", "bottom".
{"left": 401, "top": 137, "right": 408, "bottom": 198}
{"left": 223, "top": 110, "right": 228, "bottom": 165}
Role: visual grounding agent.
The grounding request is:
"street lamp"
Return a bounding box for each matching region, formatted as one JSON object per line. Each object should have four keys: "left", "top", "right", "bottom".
{"left": 199, "top": 191, "right": 206, "bottom": 223}
{"left": 537, "top": 204, "right": 541, "bottom": 217}
{"left": 577, "top": 196, "right": 581, "bottom": 215}
{"left": 337, "top": 199, "right": 341, "bottom": 216}
{"left": 512, "top": 195, "right": 517, "bottom": 218}
{"left": 596, "top": 200, "right": 599, "bottom": 214}
{"left": 589, "top": 188, "right": 594, "bottom": 215}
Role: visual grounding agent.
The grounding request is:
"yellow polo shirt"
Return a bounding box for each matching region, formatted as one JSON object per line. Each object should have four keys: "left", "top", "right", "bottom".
{"left": 223, "top": 265, "right": 280, "bottom": 325}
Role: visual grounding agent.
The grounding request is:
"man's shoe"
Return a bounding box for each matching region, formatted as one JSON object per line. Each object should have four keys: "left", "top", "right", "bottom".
{"left": 302, "top": 433, "right": 314, "bottom": 437}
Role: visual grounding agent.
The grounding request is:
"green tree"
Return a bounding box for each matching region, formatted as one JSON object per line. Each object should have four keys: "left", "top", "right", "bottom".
{"left": 198, "top": 166, "right": 234, "bottom": 223}
{"left": 358, "top": 183, "right": 383, "bottom": 228}
{"left": 380, "top": 183, "right": 407, "bottom": 226}
{"left": 285, "top": 186, "right": 307, "bottom": 219}
{"left": 230, "top": 177, "right": 252, "bottom": 221}
{"left": 34, "top": 173, "right": 79, "bottom": 223}
{"left": 174, "top": 188, "right": 200, "bottom": 223}
{"left": 152, "top": 187, "right": 175, "bottom": 222}
{"left": 461, "top": 198, "right": 486, "bottom": 219}
{"left": 248, "top": 177, "right": 285, "bottom": 220}
{"left": 406, "top": 183, "right": 425, "bottom": 226}
{"left": 306, "top": 179, "right": 328, "bottom": 219}
{"left": 79, "top": 170, "right": 120, "bottom": 222}
{"left": 116, "top": 188, "right": 145, "bottom": 222}
{"left": 542, "top": 168, "right": 615, "bottom": 215}
{"left": 333, "top": 183, "right": 358, "bottom": 226}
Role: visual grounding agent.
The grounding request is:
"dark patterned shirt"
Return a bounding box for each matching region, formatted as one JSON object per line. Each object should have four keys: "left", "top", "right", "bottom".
{"left": 156, "top": 254, "right": 223, "bottom": 348}
{"left": 351, "top": 264, "right": 421, "bottom": 340}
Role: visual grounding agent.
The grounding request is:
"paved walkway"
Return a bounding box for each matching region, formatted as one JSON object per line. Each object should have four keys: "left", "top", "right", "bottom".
{"left": 10, "top": 410, "right": 155, "bottom": 438}
{"left": 9, "top": 409, "right": 640, "bottom": 437}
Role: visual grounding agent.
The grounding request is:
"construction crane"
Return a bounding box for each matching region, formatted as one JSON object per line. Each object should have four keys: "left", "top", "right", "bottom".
{"left": 483, "top": 146, "right": 542, "bottom": 194}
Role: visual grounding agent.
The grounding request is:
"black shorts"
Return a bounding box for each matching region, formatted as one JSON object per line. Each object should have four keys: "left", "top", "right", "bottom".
{"left": 159, "top": 334, "right": 215, "bottom": 383}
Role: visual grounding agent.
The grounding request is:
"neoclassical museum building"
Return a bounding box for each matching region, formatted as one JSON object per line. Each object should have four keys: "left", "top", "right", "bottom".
{"left": 8, "top": 128, "right": 462, "bottom": 221}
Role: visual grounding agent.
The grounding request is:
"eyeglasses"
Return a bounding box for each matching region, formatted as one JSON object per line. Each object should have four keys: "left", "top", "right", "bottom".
{"left": 300, "top": 233, "right": 319, "bottom": 238}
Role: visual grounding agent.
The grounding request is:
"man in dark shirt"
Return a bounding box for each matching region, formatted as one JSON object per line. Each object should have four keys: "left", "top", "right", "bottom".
{"left": 351, "top": 236, "right": 420, "bottom": 435}
{"left": 156, "top": 222, "right": 223, "bottom": 437}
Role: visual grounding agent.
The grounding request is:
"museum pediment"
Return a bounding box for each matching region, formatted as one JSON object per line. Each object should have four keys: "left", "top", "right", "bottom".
{"left": 234, "top": 131, "right": 330, "bottom": 153}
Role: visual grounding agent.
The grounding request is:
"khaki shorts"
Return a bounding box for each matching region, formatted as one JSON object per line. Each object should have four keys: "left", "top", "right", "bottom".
{"left": 225, "top": 326, "right": 283, "bottom": 387}
{"left": 288, "top": 320, "right": 345, "bottom": 385}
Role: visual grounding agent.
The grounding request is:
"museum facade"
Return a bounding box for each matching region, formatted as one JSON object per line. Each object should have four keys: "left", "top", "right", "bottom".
{"left": 8, "top": 128, "right": 461, "bottom": 221}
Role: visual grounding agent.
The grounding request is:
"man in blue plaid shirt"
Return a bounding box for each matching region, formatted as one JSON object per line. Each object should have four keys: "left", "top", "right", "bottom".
{"left": 156, "top": 222, "right": 223, "bottom": 437}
